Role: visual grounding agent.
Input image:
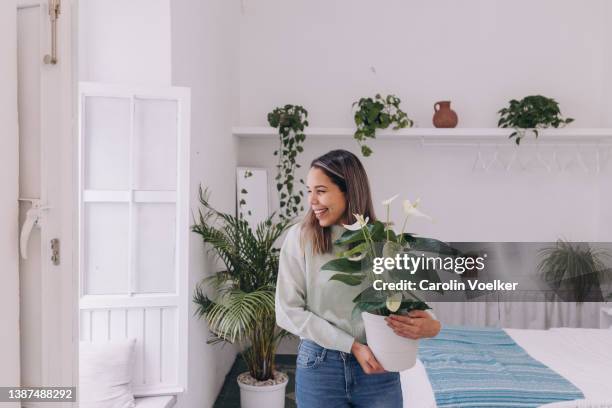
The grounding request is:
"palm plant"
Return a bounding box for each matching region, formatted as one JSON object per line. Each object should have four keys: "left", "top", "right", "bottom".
{"left": 192, "top": 186, "right": 292, "bottom": 381}
{"left": 537, "top": 240, "right": 612, "bottom": 303}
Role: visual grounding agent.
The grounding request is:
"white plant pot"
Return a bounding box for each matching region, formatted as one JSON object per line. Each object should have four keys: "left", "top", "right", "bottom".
{"left": 237, "top": 372, "right": 288, "bottom": 408}
{"left": 362, "top": 311, "right": 418, "bottom": 372}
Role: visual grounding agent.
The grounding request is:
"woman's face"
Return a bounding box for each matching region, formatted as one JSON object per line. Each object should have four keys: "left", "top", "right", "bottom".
{"left": 306, "top": 167, "right": 347, "bottom": 227}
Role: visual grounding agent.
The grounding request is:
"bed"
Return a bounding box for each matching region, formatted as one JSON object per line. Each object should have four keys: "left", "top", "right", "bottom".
{"left": 401, "top": 327, "right": 612, "bottom": 408}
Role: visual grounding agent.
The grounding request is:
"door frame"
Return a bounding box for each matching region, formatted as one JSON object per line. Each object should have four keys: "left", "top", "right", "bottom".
{"left": 16, "top": 0, "right": 78, "bottom": 401}
{"left": 1, "top": 0, "right": 20, "bottom": 399}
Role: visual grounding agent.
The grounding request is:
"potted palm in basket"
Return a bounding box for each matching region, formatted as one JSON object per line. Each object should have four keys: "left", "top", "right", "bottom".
{"left": 192, "top": 186, "right": 292, "bottom": 408}
{"left": 321, "top": 195, "right": 458, "bottom": 371}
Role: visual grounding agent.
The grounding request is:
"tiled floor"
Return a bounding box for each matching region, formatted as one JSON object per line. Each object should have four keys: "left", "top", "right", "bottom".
{"left": 213, "top": 355, "right": 297, "bottom": 408}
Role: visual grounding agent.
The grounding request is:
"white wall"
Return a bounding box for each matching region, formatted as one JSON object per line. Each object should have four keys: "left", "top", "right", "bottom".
{"left": 0, "top": 0, "right": 21, "bottom": 397}
{"left": 79, "top": 0, "right": 172, "bottom": 85}
{"left": 239, "top": 0, "right": 611, "bottom": 128}
{"left": 171, "top": 0, "right": 240, "bottom": 407}
{"left": 238, "top": 139, "right": 605, "bottom": 241}
{"left": 237, "top": 0, "right": 612, "bottom": 242}
{"left": 600, "top": 0, "right": 612, "bottom": 241}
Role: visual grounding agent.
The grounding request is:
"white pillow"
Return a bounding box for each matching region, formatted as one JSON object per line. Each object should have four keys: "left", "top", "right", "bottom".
{"left": 80, "top": 339, "right": 136, "bottom": 408}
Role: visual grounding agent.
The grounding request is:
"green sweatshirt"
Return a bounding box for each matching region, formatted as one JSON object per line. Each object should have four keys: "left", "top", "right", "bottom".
{"left": 275, "top": 223, "right": 368, "bottom": 353}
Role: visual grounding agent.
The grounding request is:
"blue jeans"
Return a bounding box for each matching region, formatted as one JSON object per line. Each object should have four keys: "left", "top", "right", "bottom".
{"left": 295, "top": 339, "right": 403, "bottom": 408}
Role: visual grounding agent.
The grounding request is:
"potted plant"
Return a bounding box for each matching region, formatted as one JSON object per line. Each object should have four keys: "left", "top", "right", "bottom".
{"left": 498, "top": 95, "right": 574, "bottom": 145}
{"left": 267, "top": 104, "right": 308, "bottom": 220}
{"left": 537, "top": 240, "right": 612, "bottom": 303}
{"left": 321, "top": 195, "right": 457, "bottom": 371}
{"left": 192, "top": 186, "right": 292, "bottom": 408}
{"left": 353, "top": 94, "right": 414, "bottom": 157}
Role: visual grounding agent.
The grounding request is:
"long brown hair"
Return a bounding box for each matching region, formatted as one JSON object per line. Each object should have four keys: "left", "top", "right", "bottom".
{"left": 302, "top": 149, "right": 376, "bottom": 254}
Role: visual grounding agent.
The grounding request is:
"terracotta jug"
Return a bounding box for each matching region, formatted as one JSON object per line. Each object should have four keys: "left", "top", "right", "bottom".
{"left": 433, "top": 101, "right": 458, "bottom": 128}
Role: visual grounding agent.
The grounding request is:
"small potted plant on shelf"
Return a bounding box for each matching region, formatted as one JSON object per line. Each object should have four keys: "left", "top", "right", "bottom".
{"left": 321, "top": 195, "right": 457, "bottom": 371}
{"left": 192, "top": 186, "right": 292, "bottom": 408}
{"left": 353, "top": 94, "right": 414, "bottom": 157}
{"left": 497, "top": 95, "right": 574, "bottom": 145}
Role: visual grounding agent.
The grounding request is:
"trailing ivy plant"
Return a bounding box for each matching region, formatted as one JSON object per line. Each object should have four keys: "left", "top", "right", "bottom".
{"left": 353, "top": 94, "right": 413, "bottom": 157}
{"left": 238, "top": 169, "right": 253, "bottom": 219}
{"left": 267, "top": 105, "right": 308, "bottom": 220}
{"left": 498, "top": 95, "right": 574, "bottom": 145}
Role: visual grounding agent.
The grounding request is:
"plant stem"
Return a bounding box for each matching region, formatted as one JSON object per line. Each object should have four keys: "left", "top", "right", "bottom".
{"left": 397, "top": 215, "right": 409, "bottom": 247}
{"left": 386, "top": 205, "right": 390, "bottom": 242}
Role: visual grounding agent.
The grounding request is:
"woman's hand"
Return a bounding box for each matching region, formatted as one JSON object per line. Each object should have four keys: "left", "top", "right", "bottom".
{"left": 385, "top": 310, "right": 441, "bottom": 339}
{"left": 351, "top": 341, "right": 386, "bottom": 374}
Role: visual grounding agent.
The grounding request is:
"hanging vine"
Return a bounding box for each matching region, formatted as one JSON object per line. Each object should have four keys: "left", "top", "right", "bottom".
{"left": 267, "top": 105, "right": 308, "bottom": 220}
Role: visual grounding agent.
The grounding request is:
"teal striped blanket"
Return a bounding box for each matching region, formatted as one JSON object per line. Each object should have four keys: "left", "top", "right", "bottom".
{"left": 418, "top": 326, "right": 584, "bottom": 407}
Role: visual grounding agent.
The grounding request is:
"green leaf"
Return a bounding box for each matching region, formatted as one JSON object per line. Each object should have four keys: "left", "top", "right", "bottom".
{"left": 334, "top": 229, "right": 367, "bottom": 246}
{"left": 338, "top": 242, "right": 368, "bottom": 258}
{"left": 321, "top": 258, "right": 364, "bottom": 273}
{"left": 329, "top": 273, "right": 365, "bottom": 286}
{"left": 334, "top": 222, "right": 384, "bottom": 246}
{"left": 402, "top": 236, "right": 459, "bottom": 256}
{"left": 361, "top": 145, "right": 373, "bottom": 157}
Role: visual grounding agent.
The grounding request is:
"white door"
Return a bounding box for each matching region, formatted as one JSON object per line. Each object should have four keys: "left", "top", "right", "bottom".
{"left": 0, "top": 1, "right": 21, "bottom": 405}
{"left": 17, "top": 0, "right": 76, "bottom": 405}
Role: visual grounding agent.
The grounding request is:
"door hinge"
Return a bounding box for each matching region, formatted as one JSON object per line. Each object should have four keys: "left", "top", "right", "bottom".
{"left": 51, "top": 238, "right": 60, "bottom": 266}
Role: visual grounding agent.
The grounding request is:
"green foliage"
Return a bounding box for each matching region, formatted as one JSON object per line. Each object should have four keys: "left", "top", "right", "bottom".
{"left": 498, "top": 95, "right": 574, "bottom": 145}
{"left": 353, "top": 94, "right": 413, "bottom": 157}
{"left": 537, "top": 240, "right": 612, "bottom": 303}
{"left": 267, "top": 105, "right": 308, "bottom": 220}
{"left": 321, "top": 219, "right": 457, "bottom": 317}
{"left": 238, "top": 170, "right": 253, "bottom": 219}
{"left": 192, "top": 186, "right": 292, "bottom": 381}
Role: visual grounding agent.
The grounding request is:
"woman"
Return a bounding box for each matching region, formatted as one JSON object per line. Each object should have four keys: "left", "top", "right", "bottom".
{"left": 275, "top": 149, "right": 441, "bottom": 408}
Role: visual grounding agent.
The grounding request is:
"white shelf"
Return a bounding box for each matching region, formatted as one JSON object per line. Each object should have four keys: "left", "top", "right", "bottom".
{"left": 233, "top": 126, "right": 612, "bottom": 145}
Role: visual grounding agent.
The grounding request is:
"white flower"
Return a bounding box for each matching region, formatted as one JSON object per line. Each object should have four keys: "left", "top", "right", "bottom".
{"left": 343, "top": 214, "right": 369, "bottom": 231}
{"left": 348, "top": 252, "right": 367, "bottom": 262}
{"left": 386, "top": 293, "right": 403, "bottom": 312}
{"left": 382, "top": 194, "right": 399, "bottom": 206}
{"left": 402, "top": 198, "right": 432, "bottom": 221}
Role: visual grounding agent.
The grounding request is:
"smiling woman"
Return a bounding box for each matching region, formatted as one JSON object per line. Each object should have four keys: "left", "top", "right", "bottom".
{"left": 301, "top": 150, "right": 376, "bottom": 253}
{"left": 306, "top": 167, "right": 347, "bottom": 227}
{"left": 275, "top": 149, "right": 441, "bottom": 408}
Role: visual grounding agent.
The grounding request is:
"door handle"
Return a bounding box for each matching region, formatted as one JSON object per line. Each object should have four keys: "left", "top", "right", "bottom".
{"left": 18, "top": 198, "right": 51, "bottom": 260}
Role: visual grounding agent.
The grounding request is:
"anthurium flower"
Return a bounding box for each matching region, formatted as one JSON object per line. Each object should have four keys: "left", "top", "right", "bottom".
{"left": 402, "top": 199, "right": 432, "bottom": 221}
{"left": 343, "top": 214, "right": 369, "bottom": 231}
{"left": 386, "top": 293, "right": 403, "bottom": 312}
{"left": 382, "top": 194, "right": 399, "bottom": 206}
{"left": 348, "top": 252, "right": 367, "bottom": 262}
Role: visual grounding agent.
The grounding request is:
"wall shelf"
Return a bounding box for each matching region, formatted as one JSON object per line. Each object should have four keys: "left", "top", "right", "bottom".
{"left": 233, "top": 126, "right": 612, "bottom": 145}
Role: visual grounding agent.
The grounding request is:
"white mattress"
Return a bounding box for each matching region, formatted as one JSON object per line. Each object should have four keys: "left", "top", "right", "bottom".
{"left": 401, "top": 328, "right": 612, "bottom": 408}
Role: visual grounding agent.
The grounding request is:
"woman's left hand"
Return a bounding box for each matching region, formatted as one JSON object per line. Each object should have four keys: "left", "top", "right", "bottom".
{"left": 385, "top": 310, "right": 441, "bottom": 339}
